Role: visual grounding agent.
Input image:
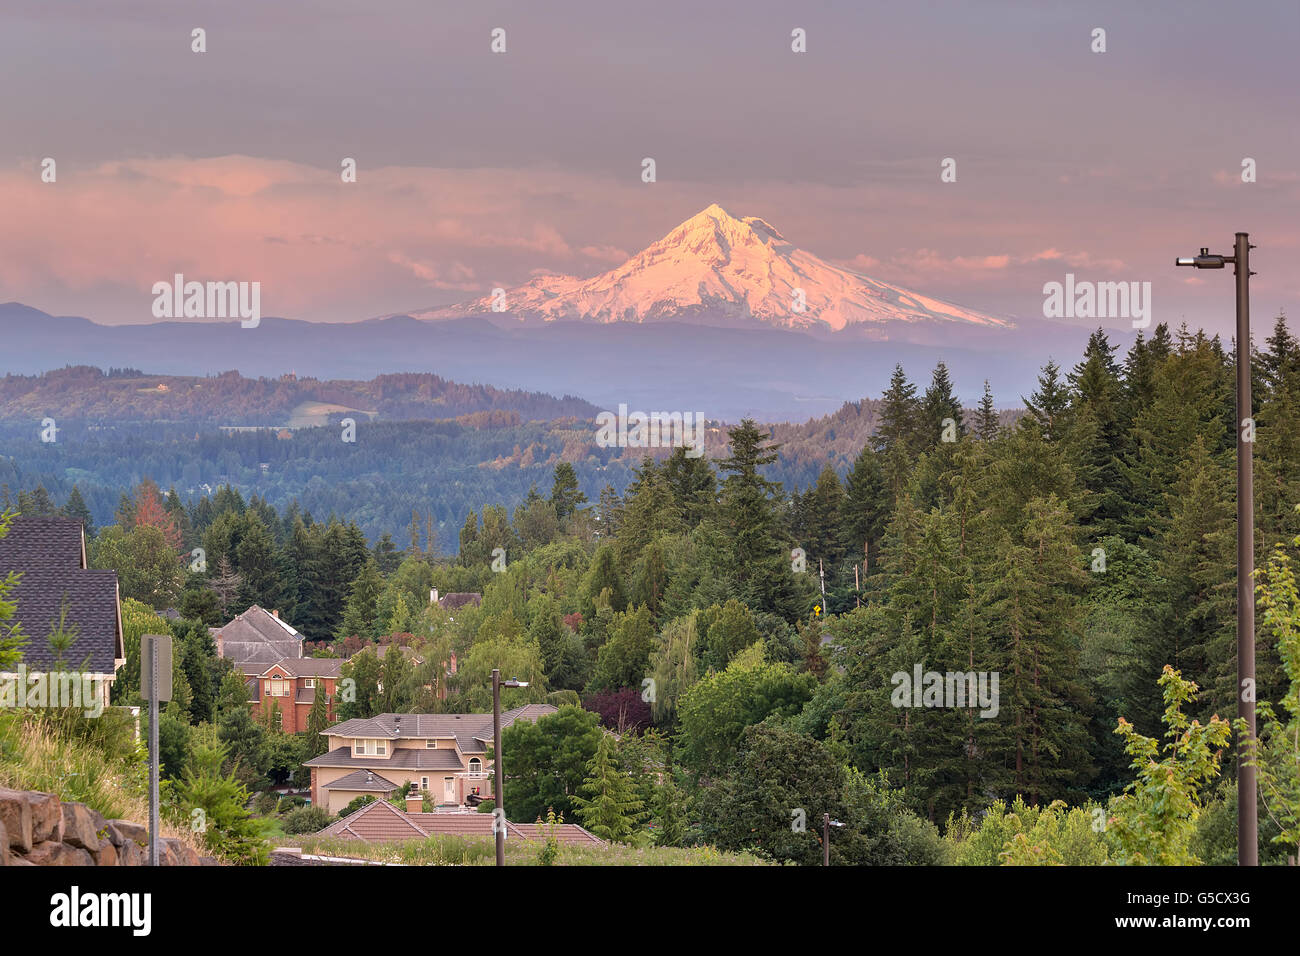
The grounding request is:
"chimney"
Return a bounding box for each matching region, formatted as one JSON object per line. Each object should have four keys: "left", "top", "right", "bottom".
{"left": 271, "top": 609, "right": 280, "bottom": 619}
{"left": 405, "top": 794, "right": 423, "bottom": 813}
{"left": 430, "top": 588, "right": 439, "bottom": 606}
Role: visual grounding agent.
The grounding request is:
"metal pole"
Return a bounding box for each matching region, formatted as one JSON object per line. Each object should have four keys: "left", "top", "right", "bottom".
{"left": 823, "top": 813, "right": 830, "bottom": 867}
{"left": 492, "top": 668, "right": 504, "bottom": 867}
{"left": 149, "top": 636, "right": 160, "bottom": 867}
{"left": 1235, "top": 232, "right": 1257, "bottom": 867}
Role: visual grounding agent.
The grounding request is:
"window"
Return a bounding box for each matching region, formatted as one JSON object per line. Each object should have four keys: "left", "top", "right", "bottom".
{"left": 426, "top": 739, "right": 437, "bottom": 748}
{"left": 468, "top": 757, "right": 482, "bottom": 775}
{"left": 421, "top": 776, "right": 430, "bottom": 791}
{"left": 303, "top": 678, "right": 315, "bottom": 689}
{"left": 353, "top": 738, "right": 388, "bottom": 756}
{"left": 266, "top": 678, "right": 288, "bottom": 697}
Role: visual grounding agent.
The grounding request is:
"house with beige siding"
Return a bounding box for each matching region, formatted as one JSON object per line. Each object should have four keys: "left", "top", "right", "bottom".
{"left": 304, "top": 705, "right": 557, "bottom": 814}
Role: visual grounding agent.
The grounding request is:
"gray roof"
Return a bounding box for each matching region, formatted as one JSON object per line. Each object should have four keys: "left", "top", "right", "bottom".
{"left": 216, "top": 605, "right": 303, "bottom": 674}
{"left": 260, "top": 657, "right": 342, "bottom": 678}
{"left": 0, "top": 568, "right": 123, "bottom": 673}
{"left": 321, "top": 769, "right": 400, "bottom": 793}
{"left": 0, "top": 516, "right": 86, "bottom": 570}
{"left": 304, "top": 745, "right": 467, "bottom": 771}
{"left": 438, "top": 592, "right": 482, "bottom": 611}
{"left": 320, "top": 705, "right": 557, "bottom": 754}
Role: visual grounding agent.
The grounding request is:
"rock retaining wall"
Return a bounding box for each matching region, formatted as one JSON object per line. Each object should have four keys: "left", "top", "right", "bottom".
{"left": 0, "top": 787, "right": 216, "bottom": 866}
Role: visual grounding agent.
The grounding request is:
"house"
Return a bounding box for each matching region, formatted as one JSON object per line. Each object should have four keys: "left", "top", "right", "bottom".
{"left": 431, "top": 589, "right": 481, "bottom": 612}
{"left": 0, "top": 516, "right": 125, "bottom": 709}
{"left": 312, "top": 794, "right": 605, "bottom": 847}
{"left": 304, "top": 704, "right": 558, "bottom": 813}
{"left": 213, "top": 605, "right": 304, "bottom": 674}
{"left": 248, "top": 657, "right": 343, "bottom": 733}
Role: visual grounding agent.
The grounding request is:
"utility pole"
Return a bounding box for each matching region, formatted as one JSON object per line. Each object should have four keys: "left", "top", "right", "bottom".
{"left": 818, "top": 558, "right": 826, "bottom": 614}
{"left": 1177, "top": 234, "right": 1257, "bottom": 865}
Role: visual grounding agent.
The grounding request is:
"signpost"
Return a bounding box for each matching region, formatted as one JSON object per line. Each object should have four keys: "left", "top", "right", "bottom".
{"left": 141, "top": 634, "right": 172, "bottom": 867}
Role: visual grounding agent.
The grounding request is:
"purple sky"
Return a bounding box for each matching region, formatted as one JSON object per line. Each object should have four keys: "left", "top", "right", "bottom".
{"left": 1, "top": 0, "right": 1296, "bottom": 339}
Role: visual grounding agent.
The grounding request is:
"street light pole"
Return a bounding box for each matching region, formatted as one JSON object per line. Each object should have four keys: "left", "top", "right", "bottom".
{"left": 1176, "top": 233, "right": 1257, "bottom": 866}
{"left": 490, "top": 670, "right": 529, "bottom": 868}
{"left": 1232, "top": 233, "right": 1258, "bottom": 869}
{"left": 492, "top": 668, "right": 504, "bottom": 867}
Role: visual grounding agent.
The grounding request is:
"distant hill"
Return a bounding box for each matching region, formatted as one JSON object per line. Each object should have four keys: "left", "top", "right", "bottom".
{"left": 0, "top": 301, "right": 1103, "bottom": 422}
{"left": 0, "top": 366, "right": 600, "bottom": 426}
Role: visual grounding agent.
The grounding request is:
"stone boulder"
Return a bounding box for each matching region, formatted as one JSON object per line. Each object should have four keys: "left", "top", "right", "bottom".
{"left": 0, "top": 788, "right": 33, "bottom": 854}
{"left": 24, "top": 840, "right": 93, "bottom": 866}
{"left": 61, "top": 801, "right": 108, "bottom": 853}
{"left": 25, "top": 791, "right": 63, "bottom": 844}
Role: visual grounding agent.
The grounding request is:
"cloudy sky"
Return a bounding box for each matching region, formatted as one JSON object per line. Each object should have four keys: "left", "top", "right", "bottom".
{"left": 2, "top": 0, "right": 1296, "bottom": 338}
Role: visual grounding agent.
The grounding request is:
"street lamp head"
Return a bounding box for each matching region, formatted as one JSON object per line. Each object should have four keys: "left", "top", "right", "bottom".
{"left": 1176, "top": 248, "right": 1227, "bottom": 269}
{"left": 503, "top": 679, "right": 529, "bottom": 688}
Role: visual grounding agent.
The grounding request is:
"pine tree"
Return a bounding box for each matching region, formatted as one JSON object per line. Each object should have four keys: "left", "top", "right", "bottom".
{"left": 550, "top": 462, "right": 587, "bottom": 522}
{"left": 662, "top": 446, "right": 717, "bottom": 528}
{"left": 61, "top": 485, "right": 94, "bottom": 537}
{"left": 337, "top": 560, "right": 384, "bottom": 641}
{"left": 921, "top": 361, "right": 964, "bottom": 447}
{"left": 974, "top": 380, "right": 1000, "bottom": 441}
{"left": 804, "top": 464, "right": 847, "bottom": 575}
{"left": 841, "top": 444, "right": 887, "bottom": 577}
{"left": 983, "top": 495, "right": 1094, "bottom": 804}
{"left": 1067, "top": 329, "right": 1126, "bottom": 533}
{"left": 1023, "top": 360, "right": 1071, "bottom": 441}
{"left": 574, "top": 733, "right": 647, "bottom": 842}
{"left": 717, "top": 420, "right": 797, "bottom": 617}
{"left": 0, "top": 512, "right": 27, "bottom": 669}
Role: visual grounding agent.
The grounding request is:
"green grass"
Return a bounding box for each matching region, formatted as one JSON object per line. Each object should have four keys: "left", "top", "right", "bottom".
{"left": 293, "top": 832, "right": 771, "bottom": 866}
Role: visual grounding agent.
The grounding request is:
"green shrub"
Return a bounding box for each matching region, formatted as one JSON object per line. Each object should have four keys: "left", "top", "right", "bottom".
{"left": 339, "top": 794, "right": 376, "bottom": 817}
{"left": 283, "top": 805, "right": 334, "bottom": 835}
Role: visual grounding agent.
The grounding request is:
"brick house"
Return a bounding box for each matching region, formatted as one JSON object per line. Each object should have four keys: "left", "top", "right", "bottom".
{"left": 304, "top": 704, "right": 557, "bottom": 813}
{"left": 248, "top": 657, "right": 343, "bottom": 733}
{"left": 213, "top": 604, "right": 304, "bottom": 673}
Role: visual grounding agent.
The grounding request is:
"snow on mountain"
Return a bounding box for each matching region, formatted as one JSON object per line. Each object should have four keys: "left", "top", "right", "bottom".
{"left": 410, "top": 203, "right": 1011, "bottom": 333}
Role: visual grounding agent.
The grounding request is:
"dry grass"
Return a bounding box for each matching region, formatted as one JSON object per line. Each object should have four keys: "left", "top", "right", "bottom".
{"left": 0, "top": 708, "right": 201, "bottom": 852}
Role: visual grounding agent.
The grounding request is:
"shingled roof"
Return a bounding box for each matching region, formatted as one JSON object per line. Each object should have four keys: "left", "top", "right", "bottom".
{"left": 320, "top": 704, "right": 558, "bottom": 754}
{"left": 313, "top": 797, "right": 606, "bottom": 846}
{"left": 0, "top": 516, "right": 87, "bottom": 570}
{"left": 259, "top": 657, "right": 343, "bottom": 679}
{"left": 215, "top": 605, "right": 304, "bottom": 674}
{"left": 0, "top": 517, "right": 123, "bottom": 674}
{"left": 304, "top": 746, "right": 466, "bottom": 771}
{"left": 321, "top": 769, "right": 400, "bottom": 794}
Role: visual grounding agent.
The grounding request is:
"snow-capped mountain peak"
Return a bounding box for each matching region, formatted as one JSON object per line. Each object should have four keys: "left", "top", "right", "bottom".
{"left": 411, "top": 204, "right": 1011, "bottom": 334}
